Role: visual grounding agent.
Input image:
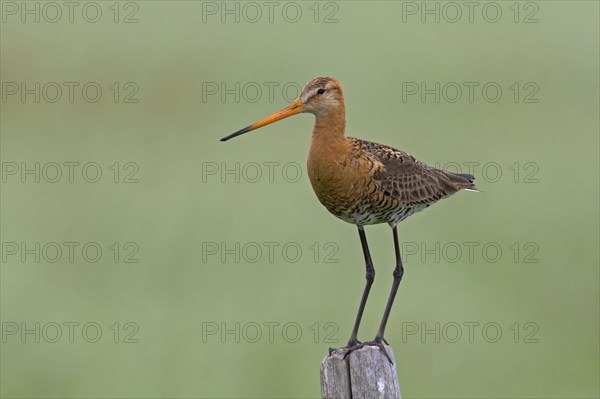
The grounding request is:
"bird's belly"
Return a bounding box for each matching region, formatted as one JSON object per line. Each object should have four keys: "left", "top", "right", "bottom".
{"left": 307, "top": 160, "right": 421, "bottom": 226}
{"left": 338, "top": 200, "right": 429, "bottom": 226}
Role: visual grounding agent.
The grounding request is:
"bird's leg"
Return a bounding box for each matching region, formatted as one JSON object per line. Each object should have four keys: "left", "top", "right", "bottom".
{"left": 328, "top": 226, "right": 374, "bottom": 356}
{"left": 347, "top": 226, "right": 375, "bottom": 346}
{"left": 338, "top": 226, "right": 402, "bottom": 364}
{"left": 374, "top": 225, "right": 404, "bottom": 344}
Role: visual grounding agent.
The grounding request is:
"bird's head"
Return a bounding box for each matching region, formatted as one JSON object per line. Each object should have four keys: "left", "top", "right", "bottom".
{"left": 299, "top": 77, "right": 345, "bottom": 116}
{"left": 220, "top": 77, "right": 344, "bottom": 142}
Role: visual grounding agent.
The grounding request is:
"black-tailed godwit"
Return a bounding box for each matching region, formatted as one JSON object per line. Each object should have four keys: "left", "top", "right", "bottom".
{"left": 221, "top": 77, "right": 476, "bottom": 361}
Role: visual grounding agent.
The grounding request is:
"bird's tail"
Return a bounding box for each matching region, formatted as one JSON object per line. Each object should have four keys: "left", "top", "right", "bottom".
{"left": 452, "top": 173, "right": 478, "bottom": 192}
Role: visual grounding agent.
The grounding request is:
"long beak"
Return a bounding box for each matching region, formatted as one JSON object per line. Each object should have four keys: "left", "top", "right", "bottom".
{"left": 220, "top": 99, "right": 305, "bottom": 142}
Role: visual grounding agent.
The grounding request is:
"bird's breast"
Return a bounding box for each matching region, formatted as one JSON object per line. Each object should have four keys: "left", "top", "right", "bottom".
{"left": 307, "top": 146, "right": 385, "bottom": 224}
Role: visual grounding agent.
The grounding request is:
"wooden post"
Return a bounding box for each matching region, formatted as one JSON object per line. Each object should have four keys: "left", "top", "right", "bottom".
{"left": 320, "top": 345, "right": 401, "bottom": 399}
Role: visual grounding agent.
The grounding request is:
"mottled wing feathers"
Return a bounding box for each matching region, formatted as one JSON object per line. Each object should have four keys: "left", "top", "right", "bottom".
{"left": 351, "top": 138, "right": 475, "bottom": 207}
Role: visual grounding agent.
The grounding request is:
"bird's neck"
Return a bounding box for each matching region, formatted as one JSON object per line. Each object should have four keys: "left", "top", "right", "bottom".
{"left": 311, "top": 105, "right": 347, "bottom": 142}
{"left": 309, "top": 106, "right": 350, "bottom": 163}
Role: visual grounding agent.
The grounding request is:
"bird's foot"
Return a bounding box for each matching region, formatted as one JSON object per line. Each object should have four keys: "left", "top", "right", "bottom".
{"left": 343, "top": 337, "right": 394, "bottom": 364}
{"left": 328, "top": 338, "right": 362, "bottom": 356}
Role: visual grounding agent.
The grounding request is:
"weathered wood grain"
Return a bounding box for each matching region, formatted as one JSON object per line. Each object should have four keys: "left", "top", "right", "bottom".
{"left": 320, "top": 345, "right": 401, "bottom": 399}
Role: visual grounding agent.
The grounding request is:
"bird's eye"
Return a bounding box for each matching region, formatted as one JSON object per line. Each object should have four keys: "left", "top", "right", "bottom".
{"left": 317, "top": 88, "right": 325, "bottom": 95}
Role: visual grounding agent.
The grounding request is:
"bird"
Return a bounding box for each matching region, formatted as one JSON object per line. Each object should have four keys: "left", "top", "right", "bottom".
{"left": 220, "top": 77, "right": 476, "bottom": 362}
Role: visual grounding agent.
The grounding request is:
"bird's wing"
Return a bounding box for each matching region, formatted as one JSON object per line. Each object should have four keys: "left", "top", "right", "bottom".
{"left": 351, "top": 138, "right": 475, "bottom": 206}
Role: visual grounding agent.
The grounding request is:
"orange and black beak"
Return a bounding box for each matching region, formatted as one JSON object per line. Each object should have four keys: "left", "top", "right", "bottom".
{"left": 220, "top": 99, "right": 305, "bottom": 142}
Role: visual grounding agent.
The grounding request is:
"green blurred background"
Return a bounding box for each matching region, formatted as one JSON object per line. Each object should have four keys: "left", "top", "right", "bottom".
{"left": 1, "top": 1, "right": 598, "bottom": 397}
